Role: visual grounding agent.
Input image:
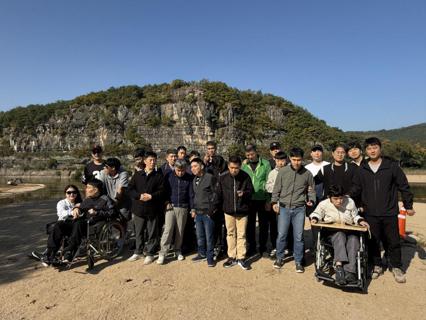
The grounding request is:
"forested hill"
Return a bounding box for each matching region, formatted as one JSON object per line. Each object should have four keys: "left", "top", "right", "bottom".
{"left": 0, "top": 80, "right": 424, "bottom": 168}
{"left": 0, "top": 80, "right": 346, "bottom": 156}
{"left": 348, "top": 123, "right": 426, "bottom": 147}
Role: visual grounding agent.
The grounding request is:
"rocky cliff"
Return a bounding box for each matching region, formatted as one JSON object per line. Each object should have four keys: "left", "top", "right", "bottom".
{"left": 0, "top": 80, "right": 346, "bottom": 159}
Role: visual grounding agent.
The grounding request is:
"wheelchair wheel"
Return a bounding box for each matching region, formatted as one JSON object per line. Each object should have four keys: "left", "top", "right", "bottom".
{"left": 98, "top": 220, "right": 125, "bottom": 260}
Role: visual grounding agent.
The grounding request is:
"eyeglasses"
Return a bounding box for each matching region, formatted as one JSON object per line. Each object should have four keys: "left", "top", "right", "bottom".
{"left": 66, "top": 191, "right": 77, "bottom": 195}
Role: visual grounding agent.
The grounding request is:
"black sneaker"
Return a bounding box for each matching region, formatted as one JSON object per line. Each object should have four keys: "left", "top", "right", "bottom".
{"left": 335, "top": 265, "right": 346, "bottom": 285}
{"left": 223, "top": 258, "right": 237, "bottom": 268}
{"left": 273, "top": 259, "right": 285, "bottom": 269}
{"left": 237, "top": 259, "right": 250, "bottom": 270}
{"left": 345, "top": 272, "right": 358, "bottom": 284}
{"left": 191, "top": 254, "right": 207, "bottom": 263}
{"left": 40, "top": 254, "right": 51, "bottom": 267}
{"left": 207, "top": 259, "right": 216, "bottom": 267}
{"left": 295, "top": 264, "right": 305, "bottom": 273}
{"left": 63, "top": 251, "right": 73, "bottom": 264}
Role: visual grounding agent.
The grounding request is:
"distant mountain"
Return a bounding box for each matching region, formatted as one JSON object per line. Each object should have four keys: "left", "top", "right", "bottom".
{"left": 348, "top": 123, "right": 426, "bottom": 146}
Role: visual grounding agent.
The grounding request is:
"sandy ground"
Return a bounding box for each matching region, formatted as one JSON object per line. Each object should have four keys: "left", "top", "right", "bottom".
{"left": 0, "top": 184, "right": 45, "bottom": 199}
{"left": 0, "top": 201, "right": 425, "bottom": 320}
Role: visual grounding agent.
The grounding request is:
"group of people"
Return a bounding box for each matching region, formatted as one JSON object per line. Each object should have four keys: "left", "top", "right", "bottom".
{"left": 38, "top": 137, "right": 415, "bottom": 284}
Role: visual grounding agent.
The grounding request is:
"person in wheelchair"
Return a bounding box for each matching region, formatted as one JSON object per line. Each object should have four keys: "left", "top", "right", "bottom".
{"left": 36, "top": 185, "right": 83, "bottom": 266}
{"left": 310, "top": 185, "right": 369, "bottom": 285}
{"left": 62, "top": 179, "right": 115, "bottom": 263}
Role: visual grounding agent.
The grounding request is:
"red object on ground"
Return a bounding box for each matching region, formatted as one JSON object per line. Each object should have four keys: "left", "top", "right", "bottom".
{"left": 398, "top": 208, "right": 407, "bottom": 238}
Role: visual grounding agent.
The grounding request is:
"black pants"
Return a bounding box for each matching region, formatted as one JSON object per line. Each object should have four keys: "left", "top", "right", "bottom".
{"left": 247, "top": 200, "right": 276, "bottom": 254}
{"left": 63, "top": 218, "right": 88, "bottom": 254}
{"left": 212, "top": 210, "right": 227, "bottom": 254}
{"left": 366, "top": 215, "right": 402, "bottom": 268}
{"left": 259, "top": 209, "right": 278, "bottom": 252}
{"left": 47, "top": 220, "right": 74, "bottom": 257}
{"left": 182, "top": 213, "right": 197, "bottom": 254}
{"left": 134, "top": 214, "right": 159, "bottom": 256}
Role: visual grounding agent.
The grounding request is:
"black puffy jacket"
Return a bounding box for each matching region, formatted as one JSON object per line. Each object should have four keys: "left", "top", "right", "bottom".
{"left": 218, "top": 170, "right": 254, "bottom": 216}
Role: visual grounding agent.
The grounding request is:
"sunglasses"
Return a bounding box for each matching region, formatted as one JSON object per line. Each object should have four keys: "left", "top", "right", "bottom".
{"left": 66, "top": 191, "right": 77, "bottom": 195}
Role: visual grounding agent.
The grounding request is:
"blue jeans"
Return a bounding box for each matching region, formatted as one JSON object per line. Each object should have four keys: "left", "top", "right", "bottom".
{"left": 195, "top": 214, "right": 215, "bottom": 262}
{"left": 276, "top": 206, "right": 305, "bottom": 263}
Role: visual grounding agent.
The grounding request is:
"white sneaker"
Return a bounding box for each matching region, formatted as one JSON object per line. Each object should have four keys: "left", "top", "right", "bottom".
{"left": 144, "top": 255, "right": 155, "bottom": 265}
{"left": 177, "top": 252, "right": 185, "bottom": 261}
{"left": 157, "top": 254, "right": 165, "bottom": 265}
{"left": 127, "top": 253, "right": 143, "bottom": 262}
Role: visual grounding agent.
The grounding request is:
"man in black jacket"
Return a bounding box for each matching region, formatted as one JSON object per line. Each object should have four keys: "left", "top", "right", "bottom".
{"left": 190, "top": 158, "right": 219, "bottom": 267}
{"left": 127, "top": 151, "right": 165, "bottom": 265}
{"left": 317, "top": 143, "right": 358, "bottom": 202}
{"left": 353, "top": 137, "right": 415, "bottom": 283}
{"left": 218, "top": 156, "right": 254, "bottom": 270}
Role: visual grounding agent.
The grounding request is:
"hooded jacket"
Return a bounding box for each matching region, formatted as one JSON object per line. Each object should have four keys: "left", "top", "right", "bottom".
{"left": 352, "top": 157, "right": 413, "bottom": 216}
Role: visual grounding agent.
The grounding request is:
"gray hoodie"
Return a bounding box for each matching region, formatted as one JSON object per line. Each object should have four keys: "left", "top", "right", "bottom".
{"left": 271, "top": 165, "right": 316, "bottom": 208}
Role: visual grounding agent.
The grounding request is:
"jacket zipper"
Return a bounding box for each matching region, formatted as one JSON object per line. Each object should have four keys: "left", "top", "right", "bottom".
{"left": 289, "top": 169, "right": 297, "bottom": 208}
{"left": 177, "top": 177, "right": 180, "bottom": 207}
{"left": 233, "top": 176, "right": 237, "bottom": 213}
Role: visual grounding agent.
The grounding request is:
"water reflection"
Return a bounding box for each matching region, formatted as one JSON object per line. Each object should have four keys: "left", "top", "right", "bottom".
{"left": 0, "top": 177, "right": 84, "bottom": 206}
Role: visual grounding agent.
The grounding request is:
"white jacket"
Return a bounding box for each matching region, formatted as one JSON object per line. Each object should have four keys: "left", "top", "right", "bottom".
{"left": 265, "top": 167, "right": 280, "bottom": 193}
{"left": 56, "top": 199, "right": 75, "bottom": 221}
{"left": 310, "top": 197, "right": 363, "bottom": 225}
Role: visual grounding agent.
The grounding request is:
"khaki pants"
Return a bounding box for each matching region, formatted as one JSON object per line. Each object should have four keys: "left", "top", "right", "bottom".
{"left": 160, "top": 207, "right": 188, "bottom": 255}
{"left": 224, "top": 213, "right": 248, "bottom": 260}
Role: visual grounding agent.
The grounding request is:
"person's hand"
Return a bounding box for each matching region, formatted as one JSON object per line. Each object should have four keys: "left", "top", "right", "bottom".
{"left": 72, "top": 208, "right": 81, "bottom": 220}
{"left": 310, "top": 218, "right": 318, "bottom": 224}
{"left": 236, "top": 190, "right": 244, "bottom": 197}
{"left": 88, "top": 208, "right": 96, "bottom": 216}
{"left": 272, "top": 204, "right": 279, "bottom": 214}
{"left": 166, "top": 203, "right": 173, "bottom": 211}
{"left": 306, "top": 200, "right": 314, "bottom": 207}
{"left": 116, "top": 184, "right": 123, "bottom": 195}
{"left": 265, "top": 202, "right": 272, "bottom": 211}
{"left": 407, "top": 209, "right": 416, "bottom": 216}
{"left": 242, "top": 159, "right": 248, "bottom": 165}
{"left": 359, "top": 220, "right": 369, "bottom": 228}
{"left": 203, "top": 154, "right": 211, "bottom": 164}
{"left": 191, "top": 211, "right": 196, "bottom": 219}
{"left": 140, "top": 193, "right": 152, "bottom": 202}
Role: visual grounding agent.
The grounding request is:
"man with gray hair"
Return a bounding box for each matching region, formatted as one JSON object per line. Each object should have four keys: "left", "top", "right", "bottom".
{"left": 157, "top": 159, "right": 194, "bottom": 264}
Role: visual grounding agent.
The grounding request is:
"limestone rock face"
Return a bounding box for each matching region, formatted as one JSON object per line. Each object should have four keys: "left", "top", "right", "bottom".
{"left": 3, "top": 86, "right": 290, "bottom": 155}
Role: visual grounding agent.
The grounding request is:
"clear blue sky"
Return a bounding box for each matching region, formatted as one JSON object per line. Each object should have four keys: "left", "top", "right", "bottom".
{"left": 1, "top": 0, "right": 425, "bottom": 131}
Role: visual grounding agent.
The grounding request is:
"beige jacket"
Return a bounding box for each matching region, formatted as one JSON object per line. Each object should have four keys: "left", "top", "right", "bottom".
{"left": 310, "top": 197, "right": 363, "bottom": 225}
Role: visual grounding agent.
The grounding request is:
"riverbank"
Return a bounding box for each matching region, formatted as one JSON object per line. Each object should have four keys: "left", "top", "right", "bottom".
{"left": 0, "top": 200, "right": 425, "bottom": 320}
{"left": 407, "top": 175, "right": 426, "bottom": 184}
{"left": 0, "top": 184, "right": 46, "bottom": 199}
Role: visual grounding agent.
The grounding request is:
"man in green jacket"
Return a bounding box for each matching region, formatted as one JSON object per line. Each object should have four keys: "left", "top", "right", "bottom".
{"left": 242, "top": 144, "right": 272, "bottom": 257}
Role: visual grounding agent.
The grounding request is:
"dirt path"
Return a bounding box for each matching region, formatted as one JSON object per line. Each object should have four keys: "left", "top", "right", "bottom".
{"left": 0, "top": 201, "right": 425, "bottom": 320}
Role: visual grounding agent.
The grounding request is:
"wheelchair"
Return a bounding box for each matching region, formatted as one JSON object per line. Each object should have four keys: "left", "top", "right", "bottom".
{"left": 36, "top": 212, "right": 126, "bottom": 270}
{"left": 312, "top": 223, "right": 369, "bottom": 292}
{"left": 71, "top": 214, "right": 127, "bottom": 270}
